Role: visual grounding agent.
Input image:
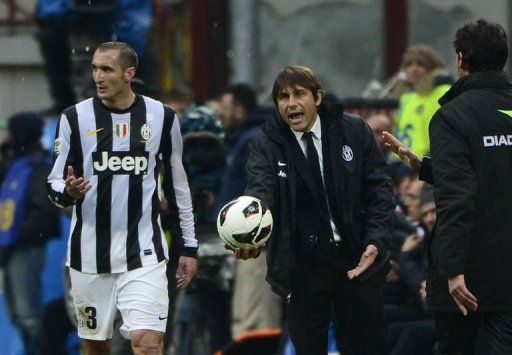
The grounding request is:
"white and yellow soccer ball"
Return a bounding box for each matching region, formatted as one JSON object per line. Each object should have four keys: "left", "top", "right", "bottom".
{"left": 216, "top": 196, "right": 273, "bottom": 249}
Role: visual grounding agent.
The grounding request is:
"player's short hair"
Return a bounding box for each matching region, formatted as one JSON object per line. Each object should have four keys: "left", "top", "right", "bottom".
{"left": 96, "top": 41, "right": 138, "bottom": 71}
{"left": 454, "top": 19, "right": 508, "bottom": 72}
{"left": 272, "top": 66, "right": 323, "bottom": 107}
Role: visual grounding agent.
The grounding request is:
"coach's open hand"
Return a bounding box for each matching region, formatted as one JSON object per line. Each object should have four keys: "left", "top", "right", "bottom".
{"left": 448, "top": 274, "right": 478, "bottom": 315}
{"left": 347, "top": 244, "right": 378, "bottom": 280}
{"left": 176, "top": 256, "right": 197, "bottom": 290}
{"left": 65, "top": 166, "right": 91, "bottom": 199}
{"left": 225, "top": 244, "right": 262, "bottom": 260}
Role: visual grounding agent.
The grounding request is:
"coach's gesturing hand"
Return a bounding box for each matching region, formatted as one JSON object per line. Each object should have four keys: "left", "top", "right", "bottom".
{"left": 448, "top": 274, "right": 478, "bottom": 315}
{"left": 347, "top": 244, "right": 378, "bottom": 280}
{"left": 176, "top": 256, "right": 197, "bottom": 290}
{"left": 65, "top": 166, "right": 91, "bottom": 199}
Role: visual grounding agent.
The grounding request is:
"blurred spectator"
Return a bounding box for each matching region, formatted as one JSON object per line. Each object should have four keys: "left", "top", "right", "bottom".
{"left": 400, "top": 184, "right": 435, "bottom": 297}
{"left": 213, "top": 84, "right": 272, "bottom": 214}
{"left": 181, "top": 104, "right": 224, "bottom": 139}
{"left": 179, "top": 101, "right": 225, "bottom": 228}
{"left": 419, "top": 184, "right": 436, "bottom": 234}
{"left": 211, "top": 83, "right": 281, "bottom": 349}
{"left": 182, "top": 131, "right": 224, "bottom": 223}
{"left": 393, "top": 44, "right": 452, "bottom": 157}
{"left": 166, "top": 103, "right": 228, "bottom": 355}
{"left": 366, "top": 113, "right": 393, "bottom": 153}
{"left": 206, "top": 96, "right": 224, "bottom": 123}
{"left": 164, "top": 86, "right": 195, "bottom": 120}
{"left": 35, "top": 0, "right": 153, "bottom": 114}
{"left": 36, "top": 0, "right": 78, "bottom": 114}
{"left": 402, "top": 178, "right": 424, "bottom": 224}
{"left": 388, "top": 184, "right": 437, "bottom": 355}
{"left": 217, "top": 84, "right": 258, "bottom": 139}
{"left": 0, "top": 112, "right": 60, "bottom": 354}
{"left": 387, "top": 161, "right": 417, "bottom": 214}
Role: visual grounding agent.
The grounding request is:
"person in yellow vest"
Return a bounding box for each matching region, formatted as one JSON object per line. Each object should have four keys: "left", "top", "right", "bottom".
{"left": 393, "top": 44, "right": 452, "bottom": 156}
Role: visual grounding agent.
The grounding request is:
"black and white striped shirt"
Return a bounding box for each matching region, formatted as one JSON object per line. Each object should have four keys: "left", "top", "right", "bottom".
{"left": 47, "top": 95, "right": 196, "bottom": 274}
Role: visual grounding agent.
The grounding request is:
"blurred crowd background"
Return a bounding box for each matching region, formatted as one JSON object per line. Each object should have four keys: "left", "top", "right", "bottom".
{"left": 0, "top": 1, "right": 511, "bottom": 354}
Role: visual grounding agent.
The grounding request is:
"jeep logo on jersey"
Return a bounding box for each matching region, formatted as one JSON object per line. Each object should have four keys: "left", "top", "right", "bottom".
{"left": 92, "top": 151, "right": 149, "bottom": 175}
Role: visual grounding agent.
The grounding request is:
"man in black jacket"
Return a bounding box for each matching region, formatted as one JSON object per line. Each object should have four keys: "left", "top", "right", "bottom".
{"left": 383, "top": 19, "right": 512, "bottom": 354}
{"left": 232, "top": 66, "right": 394, "bottom": 354}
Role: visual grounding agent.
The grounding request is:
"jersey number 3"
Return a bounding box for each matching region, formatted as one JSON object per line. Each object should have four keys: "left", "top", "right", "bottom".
{"left": 85, "top": 306, "right": 97, "bottom": 330}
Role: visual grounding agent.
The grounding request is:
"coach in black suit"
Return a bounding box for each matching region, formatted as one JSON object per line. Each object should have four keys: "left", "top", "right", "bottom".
{"left": 231, "top": 66, "right": 394, "bottom": 354}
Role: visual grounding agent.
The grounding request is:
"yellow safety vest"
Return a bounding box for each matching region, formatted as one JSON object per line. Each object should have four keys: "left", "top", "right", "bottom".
{"left": 394, "top": 84, "right": 451, "bottom": 157}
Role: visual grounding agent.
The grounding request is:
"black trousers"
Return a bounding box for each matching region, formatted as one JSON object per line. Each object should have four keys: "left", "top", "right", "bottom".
{"left": 388, "top": 319, "right": 437, "bottom": 355}
{"left": 435, "top": 311, "right": 512, "bottom": 355}
{"left": 287, "top": 238, "right": 387, "bottom": 355}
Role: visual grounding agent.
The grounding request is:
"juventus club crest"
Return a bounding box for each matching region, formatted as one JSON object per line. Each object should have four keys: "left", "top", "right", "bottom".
{"left": 114, "top": 122, "right": 129, "bottom": 138}
{"left": 342, "top": 145, "right": 353, "bottom": 161}
{"left": 141, "top": 124, "right": 152, "bottom": 140}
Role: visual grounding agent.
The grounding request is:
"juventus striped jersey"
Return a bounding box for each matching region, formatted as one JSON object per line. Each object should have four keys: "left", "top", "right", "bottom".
{"left": 47, "top": 95, "right": 197, "bottom": 274}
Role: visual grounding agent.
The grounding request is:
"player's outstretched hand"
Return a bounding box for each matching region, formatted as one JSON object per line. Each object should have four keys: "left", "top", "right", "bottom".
{"left": 176, "top": 256, "right": 197, "bottom": 290}
{"left": 224, "top": 244, "right": 262, "bottom": 260}
{"left": 382, "top": 131, "right": 422, "bottom": 173}
{"left": 347, "top": 244, "right": 378, "bottom": 280}
{"left": 65, "top": 166, "right": 91, "bottom": 199}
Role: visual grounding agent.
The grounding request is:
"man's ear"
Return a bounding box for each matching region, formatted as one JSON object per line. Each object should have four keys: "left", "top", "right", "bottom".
{"left": 125, "top": 67, "right": 136, "bottom": 83}
{"left": 315, "top": 90, "right": 323, "bottom": 107}
{"left": 457, "top": 52, "right": 468, "bottom": 71}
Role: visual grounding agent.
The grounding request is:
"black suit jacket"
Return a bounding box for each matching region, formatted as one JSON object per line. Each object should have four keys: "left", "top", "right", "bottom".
{"left": 245, "top": 103, "right": 395, "bottom": 297}
{"left": 288, "top": 130, "right": 333, "bottom": 262}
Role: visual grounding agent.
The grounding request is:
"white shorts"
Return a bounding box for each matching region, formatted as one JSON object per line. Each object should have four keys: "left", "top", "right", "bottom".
{"left": 69, "top": 261, "right": 168, "bottom": 340}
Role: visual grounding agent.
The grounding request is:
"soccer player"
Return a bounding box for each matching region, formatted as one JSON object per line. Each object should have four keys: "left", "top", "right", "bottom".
{"left": 47, "top": 41, "right": 197, "bottom": 355}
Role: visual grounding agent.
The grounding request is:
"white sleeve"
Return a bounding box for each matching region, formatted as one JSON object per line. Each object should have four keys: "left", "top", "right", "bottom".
{"left": 169, "top": 114, "right": 197, "bottom": 248}
{"left": 47, "top": 114, "right": 76, "bottom": 208}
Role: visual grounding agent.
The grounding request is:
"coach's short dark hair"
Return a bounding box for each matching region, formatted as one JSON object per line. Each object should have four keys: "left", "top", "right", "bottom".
{"left": 96, "top": 41, "right": 138, "bottom": 71}
{"left": 272, "top": 66, "right": 322, "bottom": 107}
{"left": 224, "top": 83, "right": 257, "bottom": 113}
{"left": 454, "top": 19, "right": 508, "bottom": 72}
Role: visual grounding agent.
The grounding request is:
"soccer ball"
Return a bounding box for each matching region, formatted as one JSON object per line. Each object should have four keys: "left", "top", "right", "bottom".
{"left": 217, "top": 196, "right": 273, "bottom": 249}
